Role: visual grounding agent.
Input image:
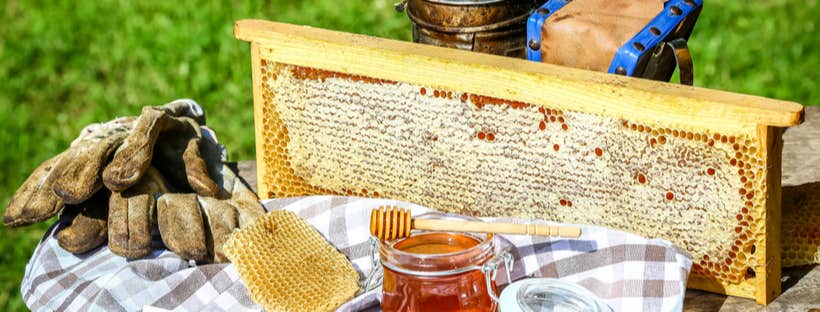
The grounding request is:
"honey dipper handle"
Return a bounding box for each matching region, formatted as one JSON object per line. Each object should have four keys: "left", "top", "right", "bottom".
{"left": 412, "top": 219, "right": 582, "bottom": 238}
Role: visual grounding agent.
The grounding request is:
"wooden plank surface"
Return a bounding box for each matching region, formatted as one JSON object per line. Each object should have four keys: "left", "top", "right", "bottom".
{"left": 232, "top": 107, "right": 820, "bottom": 310}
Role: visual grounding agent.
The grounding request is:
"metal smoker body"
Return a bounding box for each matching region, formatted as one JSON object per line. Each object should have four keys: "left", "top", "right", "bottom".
{"left": 400, "top": 0, "right": 543, "bottom": 58}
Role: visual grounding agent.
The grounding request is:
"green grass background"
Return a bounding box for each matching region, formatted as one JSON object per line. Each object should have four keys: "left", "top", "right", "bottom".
{"left": 0, "top": 0, "right": 816, "bottom": 310}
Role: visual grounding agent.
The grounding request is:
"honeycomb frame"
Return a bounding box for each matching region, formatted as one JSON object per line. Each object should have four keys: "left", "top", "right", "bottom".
{"left": 235, "top": 19, "right": 804, "bottom": 304}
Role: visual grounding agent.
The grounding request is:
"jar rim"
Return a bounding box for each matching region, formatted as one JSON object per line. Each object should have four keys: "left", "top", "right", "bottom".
{"left": 379, "top": 212, "right": 496, "bottom": 273}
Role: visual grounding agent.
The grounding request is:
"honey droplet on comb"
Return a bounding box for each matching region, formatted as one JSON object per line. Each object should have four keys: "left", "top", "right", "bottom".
{"left": 461, "top": 93, "right": 468, "bottom": 102}
{"left": 433, "top": 90, "right": 440, "bottom": 98}
{"left": 420, "top": 88, "right": 427, "bottom": 95}
{"left": 559, "top": 199, "right": 567, "bottom": 206}
{"left": 558, "top": 116, "right": 565, "bottom": 123}
{"left": 561, "top": 124, "right": 568, "bottom": 131}
{"left": 550, "top": 116, "right": 556, "bottom": 122}
{"left": 539, "top": 121, "right": 546, "bottom": 130}
{"left": 477, "top": 132, "right": 486, "bottom": 140}
{"left": 658, "top": 136, "right": 667, "bottom": 144}
{"left": 553, "top": 144, "right": 560, "bottom": 151}
{"left": 538, "top": 107, "right": 545, "bottom": 114}
{"left": 707, "top": 168, "right": 716, "bottom": 175}
{"left": 595, "top": 148, "right": 603, "bottom": 157}
{"left": 637, "top": 173, "right": 647, "bottom": 184}
{"left": 487, "top": 133, "right": 495, "bottom": 141}
{"left": 666, "top": 192, "right": 675, "bottom": 200}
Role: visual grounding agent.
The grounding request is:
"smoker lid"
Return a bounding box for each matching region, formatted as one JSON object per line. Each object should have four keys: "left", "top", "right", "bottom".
{"left": 421, "top": 0, "right": 524, "bottom": 5}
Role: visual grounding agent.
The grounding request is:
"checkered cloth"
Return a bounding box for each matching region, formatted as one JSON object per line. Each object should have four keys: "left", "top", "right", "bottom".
{"left": 22, "top": 196, "right": 692, "bottom": 311}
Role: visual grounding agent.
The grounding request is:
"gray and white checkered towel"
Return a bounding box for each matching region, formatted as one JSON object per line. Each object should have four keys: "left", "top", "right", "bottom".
{"left": 22, "top": 196, "right": 692, "bottom": 311}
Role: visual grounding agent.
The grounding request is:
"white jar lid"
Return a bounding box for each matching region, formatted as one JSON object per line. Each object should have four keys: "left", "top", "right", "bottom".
{"left": 498, "top": 278, "right": 611, "bottom": 312}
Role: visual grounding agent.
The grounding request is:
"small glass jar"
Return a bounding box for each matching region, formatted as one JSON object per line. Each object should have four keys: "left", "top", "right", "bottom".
{"left": 377, "top": 213, "right": 512, "bottom": 312}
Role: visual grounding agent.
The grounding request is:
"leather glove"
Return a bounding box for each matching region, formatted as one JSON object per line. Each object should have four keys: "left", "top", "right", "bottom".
{"left": 56, "top": 190, "right": 110, "bottom": 254}
{"left": 156, "top": 132, "right": 265, "bottom": 263}
{"left": 3, "top": 100, "right": 222, "bottom": 254}
{"left": 3, "top": 116, "right": 134, "bottom": 227}
{"left": 109, "top": 125, "right": 265, "bottom": 263}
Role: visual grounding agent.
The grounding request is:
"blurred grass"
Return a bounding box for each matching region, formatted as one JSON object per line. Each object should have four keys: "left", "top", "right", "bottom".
{"left": 0, "top": 0, "right": 816, "bottom": 310}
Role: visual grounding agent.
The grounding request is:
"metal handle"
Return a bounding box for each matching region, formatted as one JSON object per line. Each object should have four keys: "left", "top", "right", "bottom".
{"left": 482, "top": 251, "right": 514, "bottom": 302}
{"left": 667, "top": 38, "right": 693, "bottom": 85}
{"left": 360, "top": 236, "right": 383, "bottom": 295}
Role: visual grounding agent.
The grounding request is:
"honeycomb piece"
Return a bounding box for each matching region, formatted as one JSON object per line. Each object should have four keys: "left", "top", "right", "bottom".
{"left": 223, "top": 210, "right": 359, "bottom": 311}
{"left": 782, "top": 182, "right": 820, "bottom": 267}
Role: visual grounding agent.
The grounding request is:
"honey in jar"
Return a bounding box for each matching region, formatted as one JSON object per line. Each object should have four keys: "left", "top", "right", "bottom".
{"left": 380, "top": 230, "right": 498, "bottom": 312}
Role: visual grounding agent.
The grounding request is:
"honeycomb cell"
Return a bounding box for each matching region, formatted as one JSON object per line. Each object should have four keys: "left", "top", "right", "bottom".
{"left": 254, "top": 61, "right": 778, "bottom": 288}
{"left": 223, "top": 210, "right": 360, "bottom": 311}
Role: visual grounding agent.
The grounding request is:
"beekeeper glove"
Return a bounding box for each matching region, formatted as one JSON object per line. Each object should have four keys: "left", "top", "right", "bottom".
{"left": 3, "top": 99, "right": 217, "bottom": 228}
{"left": 157, "top": 136, "right": 265, "bottom": 263}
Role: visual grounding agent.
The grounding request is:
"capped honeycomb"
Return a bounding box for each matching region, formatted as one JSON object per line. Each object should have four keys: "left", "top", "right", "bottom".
{"left": 255, "top": 59, "right": 772, "bottom": 293}
{"left": 223, "top": 210, "right": 359, "bottom": 311}
{"left": 782, "top": 183, "right": 820, "bottom": 267}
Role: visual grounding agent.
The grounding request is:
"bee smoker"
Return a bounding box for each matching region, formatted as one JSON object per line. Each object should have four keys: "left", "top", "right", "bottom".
{"left": 397, "top": 0, "right": 543, "bottom": 58}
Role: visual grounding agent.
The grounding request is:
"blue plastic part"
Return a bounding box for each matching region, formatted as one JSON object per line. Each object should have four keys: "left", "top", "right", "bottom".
{"left": 526, "top": 0, "right": 703, "bottom": 77}
{"left": 526, "top": 0, "right": 572, "bottom": 62}
{"left": 608, "top": 0, "right": 703, "bottom": 75}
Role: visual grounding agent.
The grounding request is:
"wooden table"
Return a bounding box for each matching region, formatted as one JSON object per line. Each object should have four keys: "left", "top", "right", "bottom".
{"left": 233, "top": 106, "right": 820, "bottom": 311}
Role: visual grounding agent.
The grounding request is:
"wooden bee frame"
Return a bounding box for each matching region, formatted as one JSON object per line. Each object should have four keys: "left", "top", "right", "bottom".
{"left": 235, "top": 20, "right": 803, "bottom": 304}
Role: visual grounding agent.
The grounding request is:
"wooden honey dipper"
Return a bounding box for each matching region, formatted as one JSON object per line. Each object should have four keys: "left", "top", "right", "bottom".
{"left": 369, "top": 206, "right": 582, "bottom": 240}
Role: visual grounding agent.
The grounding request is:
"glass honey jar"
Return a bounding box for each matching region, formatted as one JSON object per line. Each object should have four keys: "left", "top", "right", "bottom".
{"left": 376, "top": 213, "right": 512, "bottom": 312}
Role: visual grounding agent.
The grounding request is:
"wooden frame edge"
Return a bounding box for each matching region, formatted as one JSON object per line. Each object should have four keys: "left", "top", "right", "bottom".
{"left": 757, "top": 125, "right": 783, "bottom": 304}
{"left": 250, "top": 42, "right": 269, "bottom": 198}
{"left": 234, "top": 19, "right": 804, "bottom": 130}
